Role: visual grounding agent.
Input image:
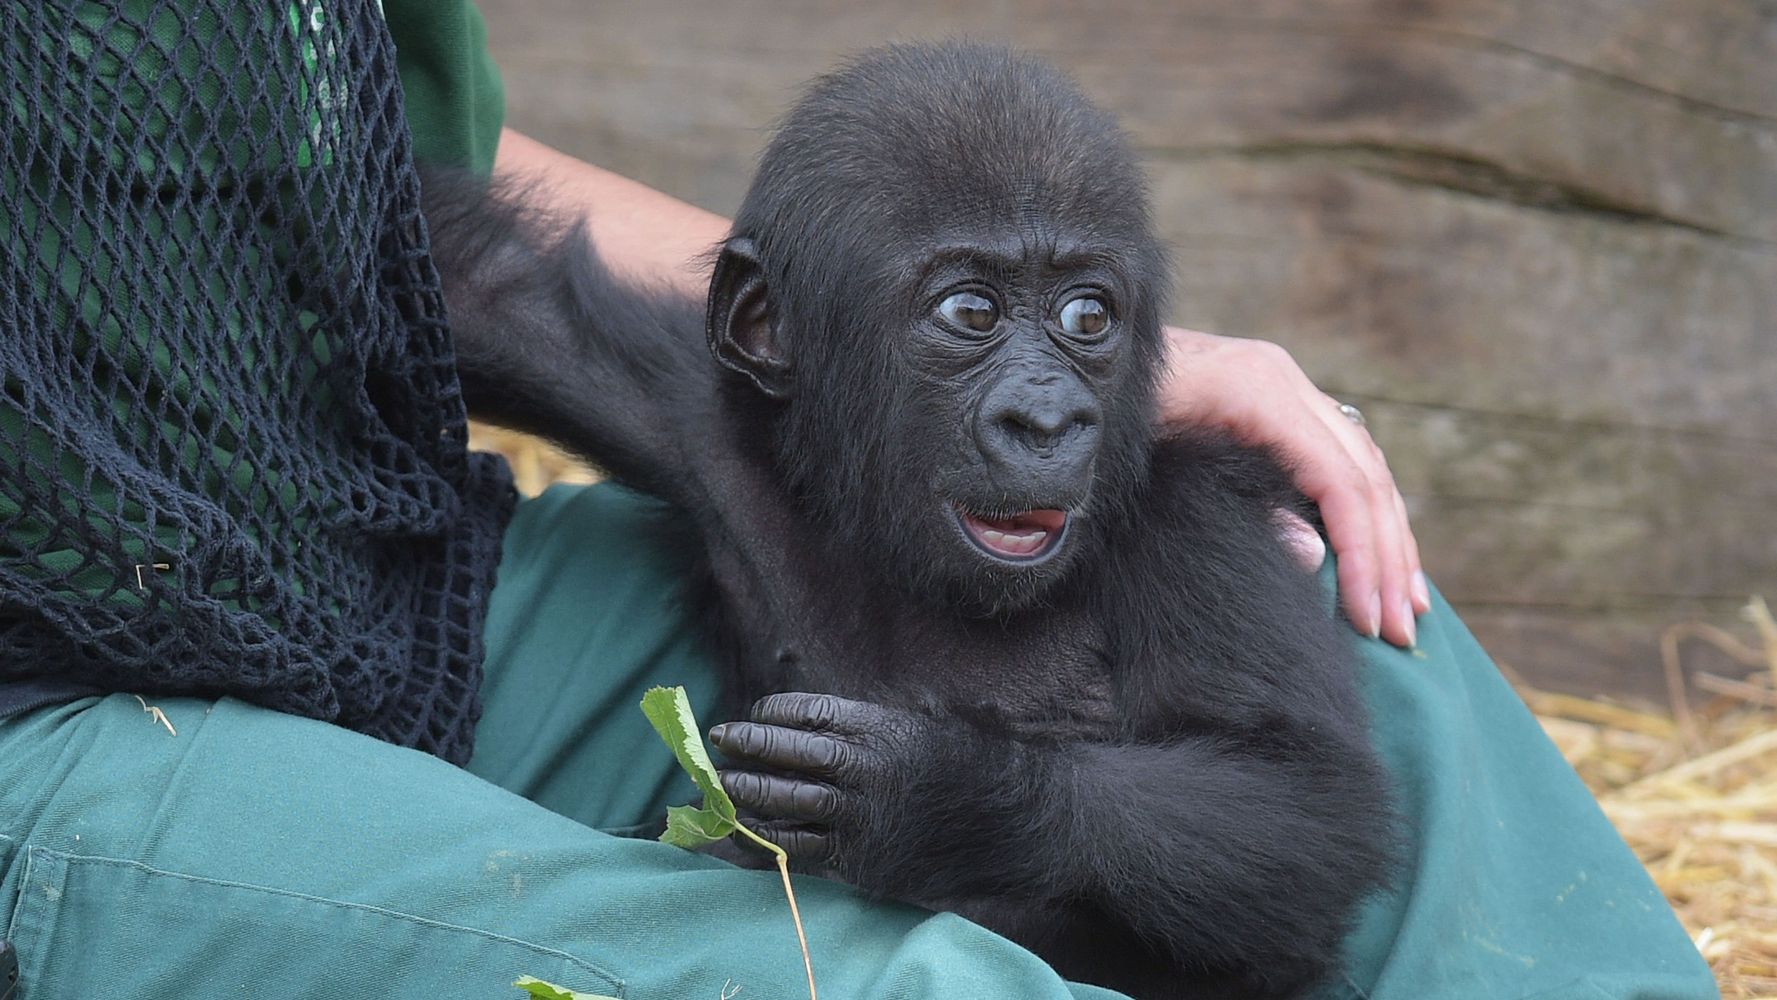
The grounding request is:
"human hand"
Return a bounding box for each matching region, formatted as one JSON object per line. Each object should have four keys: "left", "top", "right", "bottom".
{"left": 1157, "top": 326, "right": 1429, "bottom": 647}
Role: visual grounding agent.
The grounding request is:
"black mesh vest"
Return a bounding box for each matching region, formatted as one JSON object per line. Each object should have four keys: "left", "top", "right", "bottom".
{"left": 0, "top": 1, "right": 516, "bottom": 764}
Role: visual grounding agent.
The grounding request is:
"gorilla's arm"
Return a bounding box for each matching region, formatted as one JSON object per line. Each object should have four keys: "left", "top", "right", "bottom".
{"left": 713, "top": 689, "right": 1389, "bottom": 992}
{"left": 420, "top": 166, "right": 714, "bottom": 506}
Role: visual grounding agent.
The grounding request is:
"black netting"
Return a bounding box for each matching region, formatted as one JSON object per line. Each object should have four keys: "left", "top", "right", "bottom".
{"left": 0, "top": 1, "right": 515, "bottom": 764}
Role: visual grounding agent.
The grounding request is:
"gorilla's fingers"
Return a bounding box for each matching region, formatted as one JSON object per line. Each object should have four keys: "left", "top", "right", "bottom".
{"left": 710, "top": 720, "right": 853, "bottom": 777}
{"left": 721, "top": 769, "right": 842, "bottom": 822}
{"left": 745, "top": 822, "right": 834, "bottom": 864}
{"left": 749, "top": 691, "right": 864, "bottom": 731}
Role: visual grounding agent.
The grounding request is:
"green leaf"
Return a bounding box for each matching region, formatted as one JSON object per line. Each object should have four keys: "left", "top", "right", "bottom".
{"left": 639, "top": 686, "right": 818, "bottom": 1000}
{"left": 513, "top": 975, "right": 619, "bottom": 1000}
{"left": 661, "top": 802, "right": 735, "bottom": 849}
{"left": 640, "top": 685, "right": 738, "bottom": 835}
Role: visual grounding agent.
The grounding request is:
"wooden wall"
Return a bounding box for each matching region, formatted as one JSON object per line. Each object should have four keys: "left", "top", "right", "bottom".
{"left": 475, "top": 0, "right": 1777, "bottom": 700}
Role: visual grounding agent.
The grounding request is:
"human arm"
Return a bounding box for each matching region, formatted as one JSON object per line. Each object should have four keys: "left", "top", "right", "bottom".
{"left": 454, "top": 130, "right": 1426, "bottom": 644}
{"left": 490, "top": 129, "right": 723, "bottom": 296}
{"left": 420, "top": 144, "right": 716, "bottom": 506}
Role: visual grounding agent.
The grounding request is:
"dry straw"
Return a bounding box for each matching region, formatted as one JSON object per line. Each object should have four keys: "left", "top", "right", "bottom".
{"left": 1520, "top": 597, "right": 1777, "bottom": 1000}
{"left": 469, "top": 424, "right": 1768, "bottom": 999}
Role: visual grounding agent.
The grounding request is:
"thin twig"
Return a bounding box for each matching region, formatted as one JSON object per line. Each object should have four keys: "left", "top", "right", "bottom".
{"left": 1743, "top": 596, "right": 1777, "bottom": 690}
{"left": 1618, "top": 727, "right": 1777, "bottom": 798}
{"left": 736, "top": 824, "right": 817, "bottom": 1000}
{"left": 132, "top": 562, "right": 171, "bottom": 590}
{"left": 1693, "top": 673, "right": 1777, "bottom": 708}
{"left": 132, "top": 694, "right": 177, "bottom": 736}
{"left": 1660, "top": 601, "right": 1777, "bottom": 756}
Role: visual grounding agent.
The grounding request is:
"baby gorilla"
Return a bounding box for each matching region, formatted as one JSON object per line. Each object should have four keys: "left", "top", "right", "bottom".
{"left": 424, "top": 42, "right": 1395, "bottom": 1000}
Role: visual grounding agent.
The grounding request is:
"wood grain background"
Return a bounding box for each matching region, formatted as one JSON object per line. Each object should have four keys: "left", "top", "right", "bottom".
{"left": 474, "top": 0, "right": 1777, "bottom": 699}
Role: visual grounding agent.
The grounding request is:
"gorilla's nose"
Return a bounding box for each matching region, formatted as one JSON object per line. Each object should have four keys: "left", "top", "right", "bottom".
{"left": 978, "top": 376, "right": 1102, "bottom": 476}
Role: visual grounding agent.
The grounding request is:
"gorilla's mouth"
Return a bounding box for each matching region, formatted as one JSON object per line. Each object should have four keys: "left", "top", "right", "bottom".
{"left": 956, "top": 507, "right": 1070, "bottom": 562}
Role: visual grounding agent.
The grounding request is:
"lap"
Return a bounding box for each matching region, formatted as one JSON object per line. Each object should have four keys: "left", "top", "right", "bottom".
{"left": 468, "top": 482, "right": 723, "bottom": 834}
{"left": 0, "top": 484, "right": 1115, "bottom": 999}
{"left": 0, "top": 693, "right": 1113, "bottom": 999}
{"left": 0, "top": 482, "right": 1717, "bottom": 999}
{"left": 463, "top": 482, "right": 1719, "bottom": 999}
{"left": 1340, "top": 584, "right": 1717, "bottom": 998}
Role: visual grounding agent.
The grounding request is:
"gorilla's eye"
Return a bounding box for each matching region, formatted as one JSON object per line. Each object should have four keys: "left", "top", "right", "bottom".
{"left": 938, "top": 292, "right": 999, "bottom": 334}
{"left": 1059, "top": 296, "right": 1109, "bottom": 338}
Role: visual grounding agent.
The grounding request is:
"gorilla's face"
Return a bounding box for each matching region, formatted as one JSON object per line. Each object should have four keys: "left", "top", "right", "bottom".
{"left": 886, "top": 229, "right": 1151, "bottom": 610}
{"left": 709, "top": 44, "right": 1167, "bottom": 617}
{"left": 753, "top": 216, "right": 1163, "bottom": 617}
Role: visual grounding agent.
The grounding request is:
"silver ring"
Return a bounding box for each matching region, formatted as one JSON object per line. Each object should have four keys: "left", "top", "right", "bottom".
{"left": 1337, "top": 402, "right": 1367, "bottom": 427}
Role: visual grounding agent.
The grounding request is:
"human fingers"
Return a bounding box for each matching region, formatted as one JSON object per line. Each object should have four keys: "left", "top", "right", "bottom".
{"left": 1280, "top": 411, "right": 1385, "bottom": 639}
{"left": 1314, "top": 392, "right": 1418, "bottom": 647}
{"left": 1157, "top": 327, "right": 1426, "bottom": 644}
{"left": 1397, "top": 482, "right": 1431, "bottom": 613}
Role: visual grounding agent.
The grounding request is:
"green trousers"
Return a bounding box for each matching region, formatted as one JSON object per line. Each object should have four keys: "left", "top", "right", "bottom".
{"left": 0, "top": 484, "right": 1718, "bottom": 999}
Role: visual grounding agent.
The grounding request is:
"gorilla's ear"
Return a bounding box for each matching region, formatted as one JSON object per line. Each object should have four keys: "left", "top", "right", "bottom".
{"left": 707, "top": 237, "right": 792, "bottom": 399}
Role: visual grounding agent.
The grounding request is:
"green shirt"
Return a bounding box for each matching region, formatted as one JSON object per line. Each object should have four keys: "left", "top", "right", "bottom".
{"left": 386, "top": 0, "right": 505, "bottom": 174}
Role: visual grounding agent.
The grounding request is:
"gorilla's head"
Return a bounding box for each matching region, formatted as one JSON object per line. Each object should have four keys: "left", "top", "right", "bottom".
{"left": 708, "top": 43, "right": 1168, "bottom": 616}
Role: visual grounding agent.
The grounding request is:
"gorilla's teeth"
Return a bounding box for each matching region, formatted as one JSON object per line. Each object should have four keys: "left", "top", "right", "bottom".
{"left": 965, "top": 513, "right": 1055, "bottom": 558}
{"left": 982, "top": 529, "right": 1046, "bottom": 555}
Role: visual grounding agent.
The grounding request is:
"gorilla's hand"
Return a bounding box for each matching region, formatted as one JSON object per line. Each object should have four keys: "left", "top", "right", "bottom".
{"left": 709, "top": 692, "right": 933, "bottom": 867}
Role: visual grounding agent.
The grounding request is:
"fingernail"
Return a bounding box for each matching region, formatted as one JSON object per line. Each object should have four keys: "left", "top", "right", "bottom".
{"left": 1367, "top": 592, "right": 1382, "bottom": 640}
{"left": 1401, "top": 600, "right": 1417, "bottom": 648}
{"left": 708, "top": 724, "right": 727, "bottom": 743}
{"left": 1412, "top": 571, "right": 1431, "bottom": 610}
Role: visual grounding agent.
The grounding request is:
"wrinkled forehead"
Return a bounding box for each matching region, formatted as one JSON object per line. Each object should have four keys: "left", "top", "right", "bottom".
{"left": 849, "top": 167, "right": 1152, "bottom": 289}
{"left": 882, "top": 220, "right": 1129, "bottom": 292}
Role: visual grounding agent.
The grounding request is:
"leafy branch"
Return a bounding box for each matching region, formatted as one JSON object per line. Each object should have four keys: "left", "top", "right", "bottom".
{"left": 640, "top": 685, "right": 818, "bottom": 1000}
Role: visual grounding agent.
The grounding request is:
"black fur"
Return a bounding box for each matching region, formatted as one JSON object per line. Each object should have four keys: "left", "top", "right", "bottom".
{"left": 423, "top": 42, "right": 1396, "bottom": 1000}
